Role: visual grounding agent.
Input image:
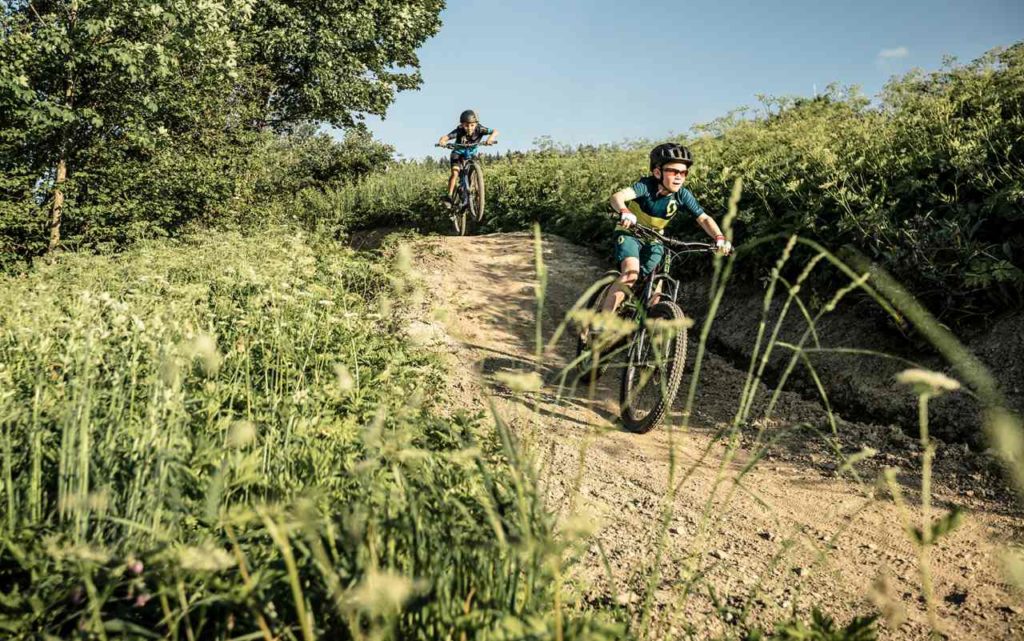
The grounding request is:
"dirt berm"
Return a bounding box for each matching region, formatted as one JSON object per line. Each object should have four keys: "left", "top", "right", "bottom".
{"left": 387, "top": 230, "right": 1023, "bottom": 640}
{"left": 676, "top": 276, "right": 1024, "bottom": 449}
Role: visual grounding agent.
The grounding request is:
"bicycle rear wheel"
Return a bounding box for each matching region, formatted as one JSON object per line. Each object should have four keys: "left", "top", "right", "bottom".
{"left": 468, "top": 162, "right": 485, "bottom": 223}
{"left": 619, "top": 301, "right": 688, "bottom": 433}
{"left": 571, "top": 271, "right": 627, "bottom": 388}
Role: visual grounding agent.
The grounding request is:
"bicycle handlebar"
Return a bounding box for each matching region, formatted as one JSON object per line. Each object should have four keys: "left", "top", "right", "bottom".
{"left": 609, "top": 214, "right": 715, "bottom": 252}
{"left": 437, "top": 141, "right": 499, "bottom": 150}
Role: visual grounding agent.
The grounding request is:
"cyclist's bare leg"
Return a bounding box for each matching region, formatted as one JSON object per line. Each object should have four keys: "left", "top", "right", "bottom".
{"left": 447, "top": 164, "right": 460, "bottom": 198}
{"left": 600, "top": 257, "right": 640, "bottom": 314}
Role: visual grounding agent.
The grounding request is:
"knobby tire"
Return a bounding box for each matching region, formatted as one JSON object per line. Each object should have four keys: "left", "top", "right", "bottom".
{"left": 619, "top": 300, "right": 688, "bottom": 433}
{"left": 469, "top": 162, "right": 486, "bottom": 223}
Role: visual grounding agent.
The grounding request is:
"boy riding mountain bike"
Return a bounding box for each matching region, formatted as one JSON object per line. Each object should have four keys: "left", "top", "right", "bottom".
{"left": 436, "top": 109, "right": 500, "bottom": 208}
{"left": 602, "top": 142, "right": 733, "bottom": 314}
{"left": 571, "top": 143, "right": 734, "bottom": 432}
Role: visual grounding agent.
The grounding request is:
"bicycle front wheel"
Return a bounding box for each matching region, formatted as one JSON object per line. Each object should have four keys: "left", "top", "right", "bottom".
{"left": 468, "top": 162, "right": 485, "bottom": 223}
{"left": 619, "top": 300, "right": 688, "bottom": 433}
{"left": 452, "top": 194, "right": 469, "bottom": 236}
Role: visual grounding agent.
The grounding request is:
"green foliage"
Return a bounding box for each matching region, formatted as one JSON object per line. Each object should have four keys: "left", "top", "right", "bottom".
{"left": 240, "top": 0, "right": 445, "bottom": 128}
{"left": 253, "top": 124, "right": 396, "bottom": 199}
{"left": 331, "top": 43, "right": 1024, "bottom": 321}
{"left": 289, "top": 160, "right": 447, "bottom": 236}
{"left": 0, "top": 229, "right": 621, "bottom": 639}
{"left": 690, "top": 44, "right": 1024, "bottom": 319}
{"left": 0, "top": 0, "right": 442, "bottom": 264}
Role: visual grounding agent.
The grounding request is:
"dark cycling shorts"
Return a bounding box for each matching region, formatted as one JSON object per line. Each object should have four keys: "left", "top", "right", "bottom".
{"left": 449, "top": 151, "right": 476, "bottom": 168}
{"left": 614, "top": 231, "right": 664, "bottom": 277}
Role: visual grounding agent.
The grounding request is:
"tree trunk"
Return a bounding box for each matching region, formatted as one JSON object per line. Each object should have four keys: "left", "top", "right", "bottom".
{"left": 48, "top": 155, "right": 67, "bottom": 252}
{"left": 47, "top": 0, "right": 78, "bottom": 254}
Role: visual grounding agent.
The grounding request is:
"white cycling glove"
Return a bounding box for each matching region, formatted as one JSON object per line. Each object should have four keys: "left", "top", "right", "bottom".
{"left": 619, "top": 211, "right": 637, "bottom": 226}
{"left": 715, "top": 235, "right": 733, "bottom": 256}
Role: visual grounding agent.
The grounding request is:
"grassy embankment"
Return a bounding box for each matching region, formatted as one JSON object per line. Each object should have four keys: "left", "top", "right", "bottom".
{"left": 2, "top": 43, "right": 1022, "bottom": 641}
{"left": 0, "top": 230, "right": 623, "bottom": 639}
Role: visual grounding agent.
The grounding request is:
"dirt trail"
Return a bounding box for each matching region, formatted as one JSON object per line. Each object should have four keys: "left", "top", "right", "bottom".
{"left": 406, "top": 231, "right": 1023, "bottom": 640}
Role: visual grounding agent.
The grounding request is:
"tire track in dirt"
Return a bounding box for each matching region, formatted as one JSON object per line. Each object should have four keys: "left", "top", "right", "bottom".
{"left": 407, "top": 231, "right": 1023, "bottom": 640}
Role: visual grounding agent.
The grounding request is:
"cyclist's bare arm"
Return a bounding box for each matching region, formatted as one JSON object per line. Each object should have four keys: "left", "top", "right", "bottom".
{"left": 610, "top": 187, "right": 637, "bottom": 212}
{"left": 696, "top": 213, "right": 724, "bottom": 239}
{"left": 610, "top": 187, "right": 638, "bottom": 228}
{"left": 437, "top": 135, "right": 450, "bottom": 146}
{"left": 697, "top": 213, "right": 733, "bottom": 255}
{"left": 484, "top": 129, "right": 500, "bottom": 145}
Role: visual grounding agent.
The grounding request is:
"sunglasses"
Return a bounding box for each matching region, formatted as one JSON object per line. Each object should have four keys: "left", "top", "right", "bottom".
{"left": 661, "top": 166, "right": 689, "bottom": 177}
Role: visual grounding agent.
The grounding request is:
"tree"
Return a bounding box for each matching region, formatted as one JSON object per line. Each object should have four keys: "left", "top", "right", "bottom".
{"left": 0, "top": 0, "right": 241, "bottom": 252}
{"left": 0, "top": 0, "right": 445, "bottom": 257}
{"left": 237, "top": 0, "right": 445, "bottom": 129}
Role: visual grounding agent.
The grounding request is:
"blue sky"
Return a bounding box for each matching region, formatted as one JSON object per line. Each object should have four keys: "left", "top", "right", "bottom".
{"left": 348, "top": 0, "right": 1023, "bottom": 160}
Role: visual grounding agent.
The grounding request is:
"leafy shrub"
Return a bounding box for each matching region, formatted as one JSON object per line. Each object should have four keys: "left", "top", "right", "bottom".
{"left": 331, "top": 43, "right": 1024, "bottom": 322}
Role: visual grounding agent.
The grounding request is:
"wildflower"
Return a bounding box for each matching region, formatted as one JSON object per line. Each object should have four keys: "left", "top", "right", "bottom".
{"left": 127, "top": 559, "right": 144, "bottom": 576}
{"left": 895, "top": 368, "right": 961, "bottom": 397}
{"left": 226, "top": 420, "right": 256, "bottom": 448}
{"left": 646, "top": 315, "right": 694, "bottom": 334}
{"left": 395, "top": 244, "right": 413, "bottom": 274}
{"left": 178, "top": 544, "right": 235, "bottom": 572}
{"left": 50, "top": 542, "right": 111, "bottom": 565}
{"left": 185, "top": 333, "right": 222, "bottom": 376}
{"left": 347, "top": 570, "right": 418, "bottom": 616}
{"left": 334, "top": 364, "right": 355, "bottom": 394}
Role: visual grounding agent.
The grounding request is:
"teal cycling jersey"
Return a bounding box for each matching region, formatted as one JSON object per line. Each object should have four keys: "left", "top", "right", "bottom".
{"left": 446, "top": 124, "right": 494, "bottom": 157}
{"left": 622, "top": 176, "right": 705, "bottom": 231}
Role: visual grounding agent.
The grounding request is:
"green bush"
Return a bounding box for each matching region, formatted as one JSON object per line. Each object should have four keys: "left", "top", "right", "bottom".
{"left": 327, "top": 43, "right": 1024, "bottom": 322}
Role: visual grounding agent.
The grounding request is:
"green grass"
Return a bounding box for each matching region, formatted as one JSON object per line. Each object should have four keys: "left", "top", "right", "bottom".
{"left": 3, "top": 216, "right": 1020, "bottom": 640}
{"left": 0, "top": 229, "right": 621, "bottom": 640}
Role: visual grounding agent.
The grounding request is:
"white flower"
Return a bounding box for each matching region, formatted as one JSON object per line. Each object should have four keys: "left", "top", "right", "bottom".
{"left": 178, "top": 544, "right": 235, "bottom": 572}
{"left": 346, "top": 570, "right": 418, "bottom": 616}
{"left": 895, "top": 368, "right": 961, "bottom": 396}
{"left": 226, "top": 420, "right": 256, "bottom": 448}
{"left": 494, "top": 371, "right": 543, "bottom": 393}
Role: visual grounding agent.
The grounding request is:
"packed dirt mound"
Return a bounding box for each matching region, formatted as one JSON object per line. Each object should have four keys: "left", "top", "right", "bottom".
{"left": 677, "top": 277, "right": 1024, "bottom": 449}
{"left": 394, "top": 231, "right": 1022, "bottom": 640}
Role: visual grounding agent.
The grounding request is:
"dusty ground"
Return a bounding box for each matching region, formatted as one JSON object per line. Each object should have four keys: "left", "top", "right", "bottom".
{"left": 396, "top": 231, "right": 1023, "bottom": 640}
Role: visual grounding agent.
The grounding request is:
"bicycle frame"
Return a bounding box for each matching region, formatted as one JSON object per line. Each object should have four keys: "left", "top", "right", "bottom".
{"left": 456, "top": 160, "right": 477, "bottom": 208}
{"left": 621, "top": 224, "right": 713, "bottom": 318}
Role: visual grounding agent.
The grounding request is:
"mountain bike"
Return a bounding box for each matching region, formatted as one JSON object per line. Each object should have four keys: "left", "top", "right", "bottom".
{"left": 572, "top": 223, "right": 714, "bottom": 433}
{"left": 439, "top": 142, "right": 494, "bottom": 235}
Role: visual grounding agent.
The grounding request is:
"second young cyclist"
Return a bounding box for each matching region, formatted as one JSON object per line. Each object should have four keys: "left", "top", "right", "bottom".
{"left": 435, "top": 109, "right": 499, "bottom": 207}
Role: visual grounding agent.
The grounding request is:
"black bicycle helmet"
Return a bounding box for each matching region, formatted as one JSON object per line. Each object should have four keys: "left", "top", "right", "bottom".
{"left": 649, "top": 143, "right": 694, "bottom": 170}
{"left": 460, "top": 109, "right": 478, "bottom": 124}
